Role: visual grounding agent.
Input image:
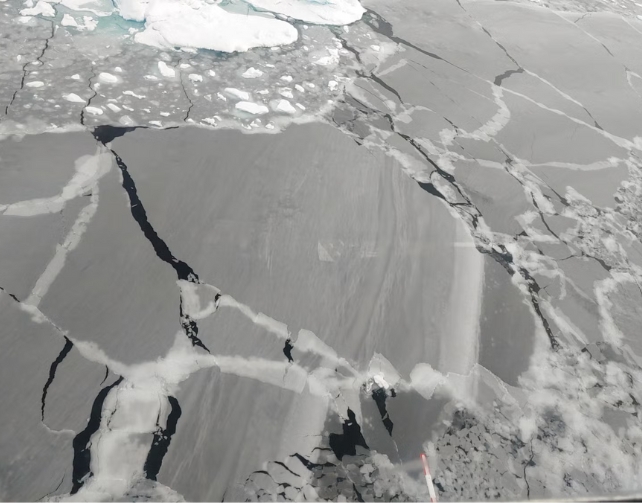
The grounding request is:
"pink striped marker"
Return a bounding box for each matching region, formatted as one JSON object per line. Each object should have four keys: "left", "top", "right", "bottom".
{"left": 420, "top": 453, "right": 437, "bottom": 502}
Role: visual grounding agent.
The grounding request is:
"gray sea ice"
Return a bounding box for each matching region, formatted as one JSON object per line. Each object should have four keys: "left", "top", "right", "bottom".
{"left": 2, "top": 0, "right": 642, "bottom": 501}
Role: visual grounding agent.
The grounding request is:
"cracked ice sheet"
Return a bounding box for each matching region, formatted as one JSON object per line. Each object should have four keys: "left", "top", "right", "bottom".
{"left": 331, "top": 0, "right": 642, "bottom": 499}
{"left": 92, "top": 123, "right": 486, "bottom": 499}
{"left": 109, "top": 123, "right": 483, "bottom": 378}
{"left": 463, "top": 1, "right": 642, "bottom": 139}
{"left": 36, "top": 145, "right": 183, "bottom": 364}
{"left": 0, "top": 294, "right": 107, "bottom": 500}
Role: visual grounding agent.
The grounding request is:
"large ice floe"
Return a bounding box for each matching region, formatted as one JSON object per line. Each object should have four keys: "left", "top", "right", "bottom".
{"left": 111, "top": 0, "right": 364, "bottom": 51}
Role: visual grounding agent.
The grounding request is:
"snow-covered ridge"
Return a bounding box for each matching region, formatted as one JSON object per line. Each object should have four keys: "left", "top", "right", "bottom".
{"left": 113, "top": 0, "right": 365, "bottom": 52}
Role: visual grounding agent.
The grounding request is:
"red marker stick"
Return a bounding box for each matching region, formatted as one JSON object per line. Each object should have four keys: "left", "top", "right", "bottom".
{"left": 421, "top": 453, "right": 437, "bottom": 502}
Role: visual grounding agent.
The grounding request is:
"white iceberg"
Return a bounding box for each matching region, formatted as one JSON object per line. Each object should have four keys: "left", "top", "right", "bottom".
{"left": 128, "top": 0, "right": 298, "bottom": 53}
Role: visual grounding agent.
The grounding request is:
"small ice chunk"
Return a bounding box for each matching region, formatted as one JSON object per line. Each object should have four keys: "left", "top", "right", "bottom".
{"left": 280, "top": 75, "right": 293, "bottom": 82}
{"left": 114, "top": 67, "right": 123, "bottom": 73}
{"left": 63, "top": 93, "right": 86, "bottom": 103}
{"left": 107, "top": 103, "right": 121, "bottom": 112}
{"left": 313, "top": 48, "right": 339, "bottom": 66}
{"left": 224, "top": 87, "right": 250, "bottom": 101}
{"left": 25, "top": 81, "right": 44, "bottom": 88}
{"left": 61, "top": 14, "right": 78, "bottom": 27}
{"left": 188, "top": 73, "right": 203, "bottom": 82}
{"left": 242, "top": 67, "right": 264, "bottom": 78}
{"left": 296, "top": 103, "right": 305, "bottom": 110}
{"left": 123, "top": 90, "right": 145, "bottom": 99}
{"left": 98, "top": 72, "right": 119, "bottom": 84}
{"left": 370, "top": 44, "right": 380, "bottom": 51}
{"left": 265, "top": 63, "right": 275, "bottom": 68}
{"left": 158, "top": 61, "right": 176, "bottom": 78}
{"left": 328, "top": 80, "right": 338, "bottom": 91}
{"left": 305, "top": 82, "right": 315, "bottom": 88}
{"left": 143, "top": 75, "right": 158, "bottom": 81}
{"left": 275, "top": 99, "right": 296, "bottom": 114}
{"left": 235, "top": 101, "right": 269, "bottom": 115}
{"left": 119, "top": 115, "right": 135, "bottom": 126}
{"left": 202, "top": 117, "right": 217, "bottom": 125}
{"left": 71, "top": 74, "right": 81, "bottom": 80}
{"left": 257, "top": 89, "right": 269, "bottom": 95}
{"left": 160, "top": 111, "right": 170, "bottom": 116}
{"left": 180, "top": 63, "right": 191, "bottom": 69}
{"left": 295, "top": 84, "right": 305, "bottom": 93}
{"left": 279, "top": 88, "right": 293, "bottom": 99}
{"left": 85, "top": 106, "right": 104, "bottom": 116}
{"left": 149, "top": 120, "right": 163, "bottom": 127}
{"left": 80, "top": 16, "right": 97, "bottom": 31}
{"left": 208, "top": 70, "right": 216, "bottom": 77}
{"left": 216, "top": 92, "right": 227, "bottom": 101}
